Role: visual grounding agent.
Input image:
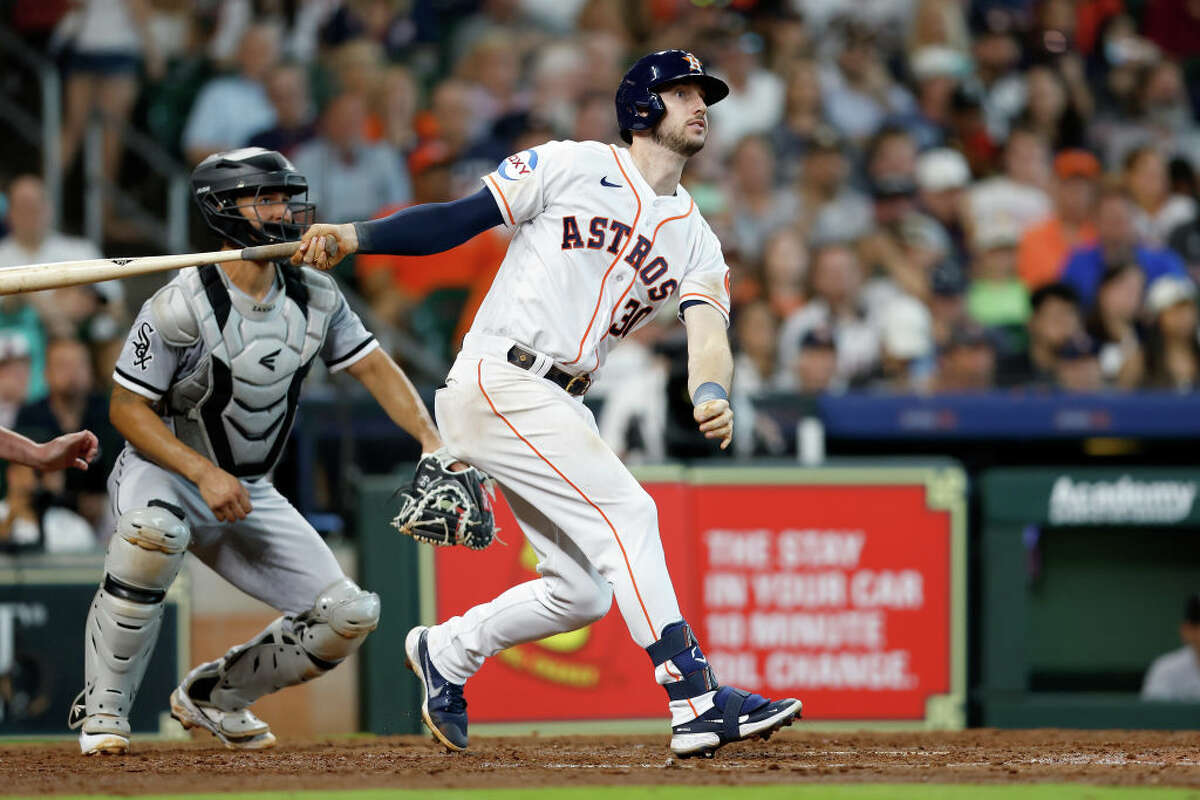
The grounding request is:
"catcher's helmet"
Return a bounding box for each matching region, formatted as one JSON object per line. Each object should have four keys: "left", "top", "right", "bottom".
{"left": 615, "top": 50, "right": 729, "bottom": 144}
{"left": 191, "top": 147, "right": 315, "bottom": 250}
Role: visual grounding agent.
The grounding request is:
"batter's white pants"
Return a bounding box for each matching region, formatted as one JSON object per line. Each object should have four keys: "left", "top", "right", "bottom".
{"left": 426, "top": 348, "right": 685, "bottom": 685}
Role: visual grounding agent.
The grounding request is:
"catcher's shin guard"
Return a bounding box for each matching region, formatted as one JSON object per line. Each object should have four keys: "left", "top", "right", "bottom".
{"left": 195, "top": 578, "right": 380, "bottom": 713}
{"left": 647, "top": 620, "right": 802, "bottom": 758}
{"left": 71, "top": 505, "right": 190, "bottom": 752}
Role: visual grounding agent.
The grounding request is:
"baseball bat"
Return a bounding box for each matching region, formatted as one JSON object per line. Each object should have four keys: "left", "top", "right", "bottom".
{"left": 0, "top": 238, "right": 338, "bottom": 296}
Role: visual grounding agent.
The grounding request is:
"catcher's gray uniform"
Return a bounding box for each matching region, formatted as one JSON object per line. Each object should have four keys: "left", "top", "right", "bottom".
{"left": 74, "top": 263, "right": 382, "bottom": 751}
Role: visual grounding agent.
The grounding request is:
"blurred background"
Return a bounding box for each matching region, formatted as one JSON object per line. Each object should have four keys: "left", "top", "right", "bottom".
{"left": 1, "top": 0, "right": 1200, "bottom": 740}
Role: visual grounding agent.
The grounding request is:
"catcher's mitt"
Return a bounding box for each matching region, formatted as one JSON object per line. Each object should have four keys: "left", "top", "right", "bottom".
{"left": 391, "top": 449, "right": 496, "bottom": 549}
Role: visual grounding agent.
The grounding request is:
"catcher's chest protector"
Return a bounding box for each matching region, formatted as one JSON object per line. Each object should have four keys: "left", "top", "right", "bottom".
{"left": 164, "top": 265, "right": 336, "bottom": 478}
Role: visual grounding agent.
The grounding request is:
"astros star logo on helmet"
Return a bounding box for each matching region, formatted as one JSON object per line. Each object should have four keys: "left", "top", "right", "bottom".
{"left": 684, "top": 52, "right": 703, "bottom": 73}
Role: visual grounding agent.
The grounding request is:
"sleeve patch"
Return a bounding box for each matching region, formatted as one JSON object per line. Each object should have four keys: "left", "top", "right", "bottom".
{"left": 496, "top": 149, "right": 539, "bottom": 181}
{"left": 131, "top": 322, "right": 156, "bottom": 371}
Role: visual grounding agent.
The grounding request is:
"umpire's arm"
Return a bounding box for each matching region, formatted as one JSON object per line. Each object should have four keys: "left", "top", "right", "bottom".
{"left": 344, "top": 348, "right": 444, "bottom": 454}
{"left": 683, "top": 303, "right": 734, "bottom": 450}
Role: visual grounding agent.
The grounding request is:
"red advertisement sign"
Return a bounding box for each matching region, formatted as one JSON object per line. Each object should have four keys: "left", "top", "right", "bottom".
{"left": 433, "top": 474, "right": 959, "bottom": 724}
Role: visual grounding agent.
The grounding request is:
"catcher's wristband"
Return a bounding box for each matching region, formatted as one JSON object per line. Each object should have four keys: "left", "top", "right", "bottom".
{"left": 692, "top": 381, "right": 728, "bottom": 407}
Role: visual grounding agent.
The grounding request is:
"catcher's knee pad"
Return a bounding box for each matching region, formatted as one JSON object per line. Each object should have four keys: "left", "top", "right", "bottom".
{"left": 81, "top": 505, "right": 190, "bottom": 731}
{"left": 206, "top": 579, "right": 380, "bottom": 711}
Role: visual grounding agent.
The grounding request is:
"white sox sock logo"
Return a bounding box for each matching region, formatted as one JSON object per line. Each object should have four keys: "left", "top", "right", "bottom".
{"left": 132, "top": 322, "right": 154, "bottom": 370}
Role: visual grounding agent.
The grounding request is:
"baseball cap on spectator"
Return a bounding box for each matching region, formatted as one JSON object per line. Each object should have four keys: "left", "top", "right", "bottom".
{"left": 911, "top": 47, "right": 969, "bottom": 82}
{"left": 880, "top": 295, "right": 933, "bottom": 360}
{"left": 1053, "top": 149, "right": 1101, "bottom": 181}
{"left": 973, "top": 215, "right": 1021, "bottom": 251}
{"left": 0, "top": 335, "right": 31, "bottom": 363}
{"left": 800, "top": 327, "right": 836, "bottom": 351}
{"left": 899, "top": 213, "right": 951, "bottom": 254}
{"left": 871, "top": 174, "right": 918, "bottom": 199}
{"left": 943, "top": 321, "right": 991, "bottom": 351}
{"left": 1185, "top": 593, "right": 1200, "bottom": 624}
{"left": 931, "top": 259, "right": 968, "bottom": 296}
{"left": 1056, "top": 333, "right": 1101, "bottom": 360}
{"left": 917, "top": 148, "right": 971, "bottom": 193}
{"left": 1145, "top": 275, "right": 1198, "bottom": 316}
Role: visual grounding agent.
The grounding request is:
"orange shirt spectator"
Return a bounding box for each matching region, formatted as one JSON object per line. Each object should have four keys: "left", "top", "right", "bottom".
{"left": 1017, "top": 150, "right": 1102, "bottom": 289}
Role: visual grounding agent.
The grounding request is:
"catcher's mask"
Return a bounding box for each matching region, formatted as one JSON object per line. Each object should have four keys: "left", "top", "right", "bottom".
{"left": 191, "top": 147, "right": 315, "bottom": 250}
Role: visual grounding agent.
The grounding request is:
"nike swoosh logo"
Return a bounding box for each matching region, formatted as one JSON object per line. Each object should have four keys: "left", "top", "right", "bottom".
{"left": 600, "top": 177, "right": 622, "bottom": 188}
{"left": 423, "top": 650, "right": 445, "bottom": 698}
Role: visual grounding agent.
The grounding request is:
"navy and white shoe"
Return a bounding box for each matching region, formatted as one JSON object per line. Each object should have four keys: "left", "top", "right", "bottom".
{"left": 404, "top": 626, "right": 468, "bottom": 751}
{"left": 670, "top": 687, "right": 802, "bottom": 759}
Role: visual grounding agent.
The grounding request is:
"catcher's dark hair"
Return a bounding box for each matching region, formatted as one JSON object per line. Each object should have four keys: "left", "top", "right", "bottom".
{"left": 1031, "top": 282, "right": 1081, "bottom": 312}
{"left": 1186, "top": 593, "right": 1200, "bottom": 624}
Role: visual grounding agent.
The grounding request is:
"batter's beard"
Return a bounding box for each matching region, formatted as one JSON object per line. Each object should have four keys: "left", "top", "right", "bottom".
{"left": 652, "top": 123, "right": 705, "bottom": 157}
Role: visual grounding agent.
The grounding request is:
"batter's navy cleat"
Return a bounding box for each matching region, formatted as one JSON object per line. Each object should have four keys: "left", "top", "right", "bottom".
{"left": 670, "top": 687, "right": 802, "bottom": 759}
{"left": 405, "top": 626, "right": 468, "bottom": 752}
{"left": 169, "top": 661, "right": 277, "bottom": 750}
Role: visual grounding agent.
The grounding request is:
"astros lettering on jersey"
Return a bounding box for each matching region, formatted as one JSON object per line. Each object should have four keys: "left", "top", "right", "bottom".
{"left": 471, "top": 140, "right": 731, "bottom": 375}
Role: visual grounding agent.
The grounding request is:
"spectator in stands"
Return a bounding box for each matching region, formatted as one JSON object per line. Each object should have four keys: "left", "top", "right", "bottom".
{"left": 794, "top": 127, "right": 872, "bottom": 245}
{"left": 933, "top": 321, "right": 996, "bottom": 392}
{"left": 968, "top": 126, "right": 1052, "bottom": 235}
{"left": 915, "top": 147, "right": 972, "bottom": 265}
{"left": 929, "top": 259, "right": 969, "bottom": 349}
{"left": 374, "top": 66, "right": 420, "bottom": 152}
{"left": 1167, "top": 212, "right": 1200, "bottom": 286}
{"left": 458, "top": 31, "right": 529, "bottom": 131}
{"left": 708, "top": 32, "right": 785, "bottom": 157}
{"left": 859, "top": 175, "right": 945, "bottom": 307}
{"left": 0, "top": 338, "right": 32, "bottom": 430}
{"left": 777, "top": 243, "right": 879, "bottom": 390}
{"left": 182, "top": 24, "right": 280, "bottom": 165}
{"left": 1124, "top": 146, "right": 1197, "bottom": 248}
{"left": 1017, "top": 149, "right": 1101, "bottom": 290}
{"left": 864, "top": 125, "right": 919, "bottom": 188}
{"left": 572, "top": 90, "right": 620, "bottom": 145}
{"left": 291, "top": 93, "right": 411, "bottom": 224}
{"left": 0, "top": 176, "right": 100, "bottom": 269}
{"left": 1142, "top": 593, "right": 1200, "bottom": 701}
{"left": 966, "top": 216, "right": 1030, "bottom": 330}
{"left": 0, "top": 461, "right": 96, "bottom": 553}
{"left": 1142, "top": 275, "right": 1200, "bottom": 391}
{"left": 791, "top": 327, "right": 839, "bottom": 395}
{"left": 1086, "top": 262, "right": 1146, "bottom": 390}
{"left": 904, "top": 46, "right": 969, "bottom": 150}
{"left": 56, "top": 0, "right": 163, "bottom": 224}
{"left": 15, "top": 337, "right": 120, "bottom": 530}
{"left": 869, "top": 294, "right": 935, "bottom": 393}
{"left": 732, "top": 299, "right": 780, "bottom": 396}
{"left": 820, "top": 23, "right": 915, "bottom": 144}
{"left": 1053, "top": 333, "right": 1105, "bottom": 393}
{"left": 969, "top": 7, "right": 1027, "bottom": 141}
{"left": 1015, "top": 64, "right": 1086, "bottom": 151}
{"left": 355, "top": 142, "right": 506, "bottom": 358}
{"left": 246, "top": 63, "right": 316, "bottom": 157}
{"left": 1061, "top": 188, "right": 1186, "bottom": 308}
{"left": 761, "top": 228, "right": 808, "bottom": 320}
{"left": 770, "top": 59, "right": 828, "bottom": 174}
{"left": 725, "top": 136, "right": 798, "bottom": 264}
{"left": 996, "top": 283, "right": 1083, "bottom": 388}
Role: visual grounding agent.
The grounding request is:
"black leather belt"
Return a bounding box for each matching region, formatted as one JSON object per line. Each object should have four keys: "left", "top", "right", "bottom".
{"left": 507, "top": 345, "right": 592, "bottom": 396}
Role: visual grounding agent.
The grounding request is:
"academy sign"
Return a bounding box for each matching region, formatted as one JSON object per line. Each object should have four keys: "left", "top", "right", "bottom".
{"left": 1048, "top": 475, "right": 1198, "bottom": 525}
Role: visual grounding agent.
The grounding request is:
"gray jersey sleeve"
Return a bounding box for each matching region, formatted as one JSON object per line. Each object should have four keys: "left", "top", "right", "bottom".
{"left": 112, "top": 304, "right": 181, "bottom": 401}
{"left": 321, "top": 290, "right": 379, "bottom": 373}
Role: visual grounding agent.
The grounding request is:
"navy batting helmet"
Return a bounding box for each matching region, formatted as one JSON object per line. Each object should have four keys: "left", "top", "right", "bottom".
{"left": 616, "top": 50, "right": 729, "bottom": 144}
{"left": 191, "top": 147, "right": 315, "bottom": 250}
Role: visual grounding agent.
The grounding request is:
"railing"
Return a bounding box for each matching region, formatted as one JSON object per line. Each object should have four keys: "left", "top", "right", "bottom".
{"left": 0, "top": 25, "right": 62, "bottom": 229}
{"left": 0, "top": 24, "right": 189, "bottom": 253}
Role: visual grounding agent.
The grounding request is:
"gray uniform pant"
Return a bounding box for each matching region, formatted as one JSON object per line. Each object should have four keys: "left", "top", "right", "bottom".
{"left": 108, "top": 448, "right": 345, "bottom": 616}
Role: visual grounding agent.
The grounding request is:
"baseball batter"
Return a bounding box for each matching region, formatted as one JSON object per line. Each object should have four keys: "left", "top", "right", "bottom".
{"left": 297, "top": 50, "right": 801, "bottom": 758}
{"left": 70, "top": 148, "right": 451, "bottom": 755}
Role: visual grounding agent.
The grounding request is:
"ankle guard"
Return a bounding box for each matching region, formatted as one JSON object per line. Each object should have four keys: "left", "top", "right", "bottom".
{"left": 645, "top": 620, "right": 718, "bottom": 701}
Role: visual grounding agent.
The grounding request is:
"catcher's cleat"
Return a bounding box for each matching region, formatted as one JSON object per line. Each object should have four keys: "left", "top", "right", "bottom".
{"left": 169, "top": 662, "right": 276, "bottom": 750}
{"left": 405, "top": 626, "right": 468, "bottom": 751}
{"left": 670, "top": 687, "right": 802, "bottom": 759}
{"left": 69, "top": 689, "right": 130, "bottom": 755}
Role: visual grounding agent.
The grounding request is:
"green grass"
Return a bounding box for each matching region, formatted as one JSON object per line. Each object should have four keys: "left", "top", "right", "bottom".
{"left": 21, "top": 786, "right": 1200, "bottom": 800}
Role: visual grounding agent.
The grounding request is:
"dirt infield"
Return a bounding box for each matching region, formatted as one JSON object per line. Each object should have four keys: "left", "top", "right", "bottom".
{"left": 4, "top": 729, "right": 1199, "bottom": 796}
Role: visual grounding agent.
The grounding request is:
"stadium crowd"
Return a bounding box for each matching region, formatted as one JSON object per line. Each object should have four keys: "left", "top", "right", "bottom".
{"left": 3, "top": 0, "right": 1200, "bottom": 536}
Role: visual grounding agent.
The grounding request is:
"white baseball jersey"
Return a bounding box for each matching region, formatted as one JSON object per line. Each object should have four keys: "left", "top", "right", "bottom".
{"left": 470, "top": 140, "right": 731, "bottom": 374}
